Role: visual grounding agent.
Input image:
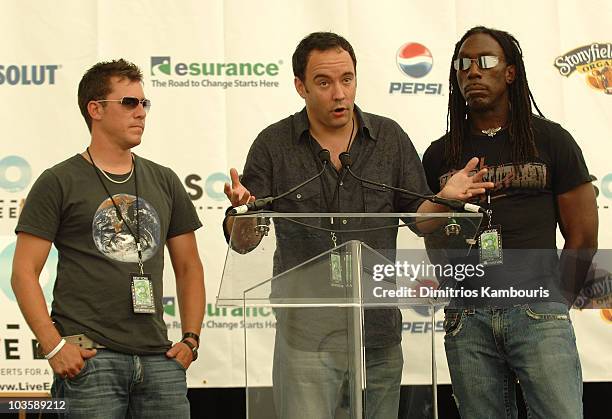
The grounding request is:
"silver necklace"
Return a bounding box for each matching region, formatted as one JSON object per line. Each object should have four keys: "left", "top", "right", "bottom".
{"left": 88, "top": 150, "right": 134, "bottom": 184}
{"left": 100, "top": 162, "right": 134, "bottom": 184}
{"left": 481, "top": 126, "right": 502, "bottom": 137}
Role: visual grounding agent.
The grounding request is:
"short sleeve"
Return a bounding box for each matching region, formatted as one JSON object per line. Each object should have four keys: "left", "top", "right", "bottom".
{"left": 166, "top": 168, "right": 202, "bottom": 239}
{"left": 549, "top": 126, "right": 591, "bottom": 195}
{"left": 15, "top": 169, "right": 62, "bottom": 241}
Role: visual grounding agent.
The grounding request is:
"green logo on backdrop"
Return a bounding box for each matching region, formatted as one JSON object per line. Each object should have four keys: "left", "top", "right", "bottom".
{"left": 150, "top": 56, "right": 280, "bottom": 77}
{"left": 151, "top": 57, "right": 171, "bottom": 76}
{"left": 162, "top": 297, "right": 175, "bottom": 316}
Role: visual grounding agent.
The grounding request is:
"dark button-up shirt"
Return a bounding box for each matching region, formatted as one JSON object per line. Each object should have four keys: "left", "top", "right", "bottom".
{"left": 235, "top": 105, "right": 432, "bottom": 350}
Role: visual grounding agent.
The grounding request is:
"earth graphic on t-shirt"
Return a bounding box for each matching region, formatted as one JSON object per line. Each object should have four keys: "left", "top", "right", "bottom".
{"left": 92, "top": 194, "right": 161, "bottom": 262}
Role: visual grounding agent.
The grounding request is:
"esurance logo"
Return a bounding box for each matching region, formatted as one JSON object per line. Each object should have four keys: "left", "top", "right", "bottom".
{"left": 163, "top": 297, "right": 176, "bottom": 316}
{"left": 151, "top": 56, "right": 279, "bottom": 77}
{"left": 390, "top": 42, "right": 442, "bottom": 95}
{"left": 151, "top": 57, "right": 171, "bottom": 76}
{"left": 554, "top": 43, "right": 612, "bottom": 94}
{"left": 150, "top": 56, "right": 282, "bottom": 89}
{"left": 0, "top": 64, "right": 60, "bottom": 85}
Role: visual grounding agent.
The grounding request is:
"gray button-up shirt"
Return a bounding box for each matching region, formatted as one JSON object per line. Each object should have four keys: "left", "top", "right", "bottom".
{"left": 236, "top": 105, "right": 432, "bottom": 350}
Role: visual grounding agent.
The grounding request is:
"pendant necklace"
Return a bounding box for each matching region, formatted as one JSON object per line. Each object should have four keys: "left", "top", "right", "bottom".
{"left": 481, "top": 126, "right": 502, "bottom": 137}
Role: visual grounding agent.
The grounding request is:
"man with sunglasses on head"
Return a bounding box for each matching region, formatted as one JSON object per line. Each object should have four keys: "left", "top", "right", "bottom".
{"left": 422, "top": 27, "right": 597, "bottom": 418}
{"left": 11, "top": 59, "right": 205, "bottom": 418}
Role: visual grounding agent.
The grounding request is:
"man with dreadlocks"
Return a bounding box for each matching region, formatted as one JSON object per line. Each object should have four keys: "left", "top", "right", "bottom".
{"left": 423, "top": 26, "right": 597, "bottom": 418}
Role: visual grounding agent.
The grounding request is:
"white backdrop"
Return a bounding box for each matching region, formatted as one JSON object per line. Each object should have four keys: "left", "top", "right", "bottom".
{"left": 0, "top": 0, "right": 610, "bottom": 389}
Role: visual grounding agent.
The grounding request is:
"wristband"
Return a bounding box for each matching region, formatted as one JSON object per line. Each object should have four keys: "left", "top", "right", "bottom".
{"left": 182, "top": 332, "right": 200, "bottom": 346}
{"left": 181, "top": 338, "right": 198, "bottom": 361}
{"left": 44, "top": 338, "right": 66, "bottom": 360}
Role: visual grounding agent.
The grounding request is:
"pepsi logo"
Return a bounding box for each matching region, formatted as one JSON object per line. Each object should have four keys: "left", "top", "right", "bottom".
{"left": 396, "top": 43, "right": 433, "bottom": 78}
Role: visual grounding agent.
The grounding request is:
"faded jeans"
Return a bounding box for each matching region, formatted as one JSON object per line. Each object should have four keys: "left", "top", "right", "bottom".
{"left": 273, "top": 332, "right": 403, "bottom": 419}
{"left": 51, "top": 349, "right": 189, "bottom": 419}
{"left": 444, "top": 302, "right": 583, "bottom": 419}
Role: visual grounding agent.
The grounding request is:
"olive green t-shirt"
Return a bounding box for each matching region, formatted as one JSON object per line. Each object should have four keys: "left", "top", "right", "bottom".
{"left": 16, "top": 154, "right": 202, "bottom": 354}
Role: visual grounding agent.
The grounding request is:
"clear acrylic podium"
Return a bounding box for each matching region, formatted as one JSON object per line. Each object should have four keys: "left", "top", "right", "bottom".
{"left": 217, "top": 213, "right": 482, "bottom": 419}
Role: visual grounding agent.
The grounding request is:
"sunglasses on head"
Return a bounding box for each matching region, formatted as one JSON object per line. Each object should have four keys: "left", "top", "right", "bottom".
{"left": 95, "top": 96, "right": 151, "bottom": 112}
{"left": 453, "top": 55, "right": 500, "bottom": 71}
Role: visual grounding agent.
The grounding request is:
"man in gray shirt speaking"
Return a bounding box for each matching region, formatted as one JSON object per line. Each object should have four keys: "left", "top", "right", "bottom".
{"left": 223, "top": 32, "right": 491, "bottom": 419}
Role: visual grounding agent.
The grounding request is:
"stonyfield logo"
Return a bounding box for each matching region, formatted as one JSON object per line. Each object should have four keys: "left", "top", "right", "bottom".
{"left": 150, "top": 56, "right": 282, "bottom": 89}
{"left": 554, "top": 43, "right": 612, "bottom": 94}
{"left": 574, "top": 268, "right": 612, "bottom": 310}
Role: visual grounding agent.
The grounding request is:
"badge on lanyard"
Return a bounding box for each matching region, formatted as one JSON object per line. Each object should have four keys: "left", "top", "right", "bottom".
{"left": 86, "top": 151, "right": 156, "bottom": 313}
{"left": 329, "top": 250, "right": 353, "bottom": 288}
{"left": 329, "top": 230, "right": 343, "bottom": 288}
{"left": 479, "top": 225, "right": 503, "bottom": 266}
{"left": 478, "top": 192, "right": 503, "bottom": 266}
{"left": 130, "top": 273, "right": 156, "bottom": 313}
{"left": 330, "top": 250, "right": 344, "bottom": 288}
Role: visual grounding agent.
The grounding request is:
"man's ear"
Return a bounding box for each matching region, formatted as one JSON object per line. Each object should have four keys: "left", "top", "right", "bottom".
{"left": 294, "top": 77, "right": 307, "bottom": 99}
{"left": 87, "top": 101, "right": 104, "bottom": 122}
{"left": 506, "top": 64, "right": 516, "bottom": 85}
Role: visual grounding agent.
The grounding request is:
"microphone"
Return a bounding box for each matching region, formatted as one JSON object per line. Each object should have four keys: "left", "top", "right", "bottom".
{"left": 338, "top": 152, "right": 484, "bottom": 214}
{"left": 228, "top": 149, "right": 332, "bottom": 215}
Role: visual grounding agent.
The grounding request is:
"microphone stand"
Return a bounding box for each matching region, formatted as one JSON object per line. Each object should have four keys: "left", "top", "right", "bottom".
{"left": 228, "top": 149, "right": 332, "bottom": 215}
{"left": 338, "top": 152, "right": 484, "bottom": 214}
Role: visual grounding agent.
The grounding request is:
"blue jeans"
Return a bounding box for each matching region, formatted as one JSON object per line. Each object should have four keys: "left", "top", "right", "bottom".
{"left": 444, "top": 303, "right": 583, "bottom": 419}
{"left": 273, "top": 333, "right": 403, "bottom": 419}
{"left": 51, "top": 349, "right": 189, "bottom": 419}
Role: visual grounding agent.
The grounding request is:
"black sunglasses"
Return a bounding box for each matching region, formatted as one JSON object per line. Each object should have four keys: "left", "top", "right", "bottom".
{"left": 95, "top": 96, "right": 151, "bottom": 112}
{"left": 453, "top": 55, "right": 500, "bottom": 71}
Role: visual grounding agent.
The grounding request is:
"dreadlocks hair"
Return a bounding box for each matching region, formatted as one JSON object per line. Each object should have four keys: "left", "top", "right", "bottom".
{"left": 445, "top": 26, "right": 544, "bottom": 169}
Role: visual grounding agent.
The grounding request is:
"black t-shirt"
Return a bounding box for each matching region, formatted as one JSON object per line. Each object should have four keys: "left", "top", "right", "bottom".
{"left": 16, "top": 154, "right": 202, "bottom": 354}
{"left": 422, "top": 115, "right": 591, "bottom": 305}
